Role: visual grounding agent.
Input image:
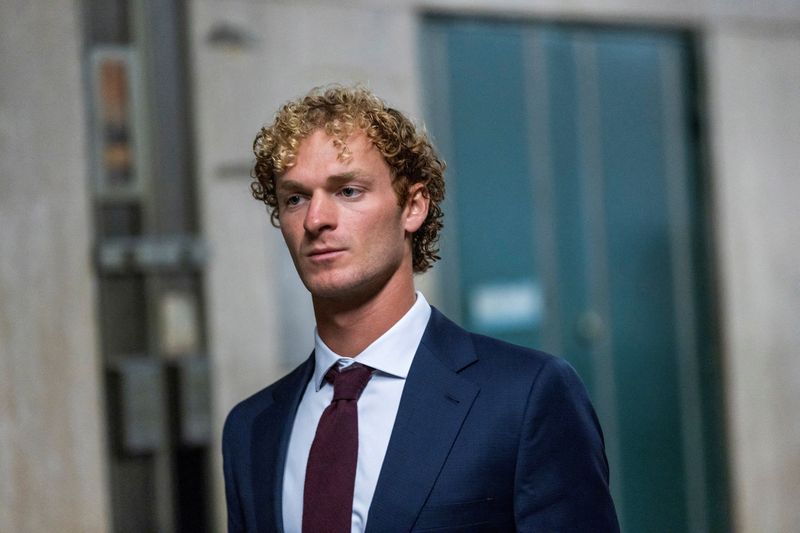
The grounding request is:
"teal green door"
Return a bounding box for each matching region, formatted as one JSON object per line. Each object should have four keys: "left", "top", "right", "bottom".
{"left": 422, "top": 18, "right": 729, "bottom": 532}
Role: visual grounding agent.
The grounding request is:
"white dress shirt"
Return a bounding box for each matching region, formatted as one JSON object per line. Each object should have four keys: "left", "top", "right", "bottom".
{"left": 281, "top": 292, "right": 432, "bottom": 533}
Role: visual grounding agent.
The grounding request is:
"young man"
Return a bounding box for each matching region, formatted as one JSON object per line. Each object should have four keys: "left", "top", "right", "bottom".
{"left": 223, "top": 85, "right": 619, "bottom": 532}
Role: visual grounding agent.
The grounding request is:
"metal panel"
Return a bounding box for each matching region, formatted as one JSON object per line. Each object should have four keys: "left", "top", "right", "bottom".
{"left": 174, "top": 357, "right": 212, "bottom": 446}
{"left": 86, "top": 1, "right": 212, "bottom": 531}
{"left": 443, "top": 20, "right": 542, "bottom": 349}
{"left": 111, "top": 358, "right": 167, "bottom": 454}
{"left": 421, "top": 16, "right": 730, "bottom": 532}
{"left": 592, "top": 30, "right": 688, "bottom": 530}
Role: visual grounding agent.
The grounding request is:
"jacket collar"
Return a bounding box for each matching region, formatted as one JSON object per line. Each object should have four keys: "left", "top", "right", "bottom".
{"left": 366, "top": 307, "right": 480, "bottom": 531}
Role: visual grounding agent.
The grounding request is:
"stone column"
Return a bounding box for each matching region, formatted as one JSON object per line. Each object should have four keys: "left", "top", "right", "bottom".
{"left": 707, "top": 24, "right": 800, "bottom": 532}
{"left": 0, "top": 2, "right": 110, "bottom": 531}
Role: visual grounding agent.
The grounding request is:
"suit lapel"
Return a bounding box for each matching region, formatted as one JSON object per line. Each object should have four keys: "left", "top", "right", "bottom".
{"left": 366, "top": 309, "right": 479, "bottom": 532}
{"left": 250, "top": 355, "right": 314, "bottom": 533}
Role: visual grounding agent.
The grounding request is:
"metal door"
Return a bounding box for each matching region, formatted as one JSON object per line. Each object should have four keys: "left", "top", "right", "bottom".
{"left": 423, "top": 17, "right": 729, "bottom": 532}
{"left": 83, "top": 0, "right": 213, "bottom": 530}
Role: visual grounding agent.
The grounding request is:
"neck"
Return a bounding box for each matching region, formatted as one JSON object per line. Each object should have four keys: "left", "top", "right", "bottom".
{"left": 312, "top": 270, "right": 417, "bottom": 357}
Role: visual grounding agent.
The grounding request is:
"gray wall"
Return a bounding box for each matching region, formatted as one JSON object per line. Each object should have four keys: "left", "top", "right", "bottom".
{"left": 708, "top": 24, "right": 800, "bottom": 533}
{"left": 0, "top": 1, "right": 109, "bottom": 532}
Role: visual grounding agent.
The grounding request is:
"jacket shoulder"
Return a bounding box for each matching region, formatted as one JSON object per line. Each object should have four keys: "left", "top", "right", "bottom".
{"left": 469, "top": 329, "right": 584, "bottom": 392}
{"left": 431, "top": 307, "right": 561, "bottom": 369}
{"left": 469, "top": 328, "right": 557, "bottom": 364}
{"left": 427, "top": 308, "right": 586, "bottom": 398}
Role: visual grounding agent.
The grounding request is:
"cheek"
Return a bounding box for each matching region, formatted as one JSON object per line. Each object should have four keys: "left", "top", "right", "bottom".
{"left": 279, "top": 223, "right": 300, "bottom": 250}
{"left": 371, "top": 212, "right": 407, "bottom": 247}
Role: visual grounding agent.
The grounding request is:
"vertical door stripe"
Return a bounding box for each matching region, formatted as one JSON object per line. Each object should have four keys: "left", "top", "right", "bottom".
{"left": 574, "top": 34, "right": 625, "bottom": 526}
{"left": 422, "top": 22, "right": 464, "bottom": 319}
{"left": 523, "top": 29, "right": 563, "bottom": 356}
{"left": 660, "top": 42, "right": 709, "bottom": 533}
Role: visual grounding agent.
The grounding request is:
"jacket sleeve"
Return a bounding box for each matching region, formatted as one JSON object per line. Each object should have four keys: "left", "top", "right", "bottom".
{"left": 514, "top": 356, "right": 620, "bottom": 532}
{"left": 223, "top": 409, "right": 245, "bottom": 533}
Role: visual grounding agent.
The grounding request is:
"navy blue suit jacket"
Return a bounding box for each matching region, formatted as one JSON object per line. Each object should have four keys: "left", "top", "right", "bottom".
{"left": 223, "top": 308, "right": 619, "bottom": 532}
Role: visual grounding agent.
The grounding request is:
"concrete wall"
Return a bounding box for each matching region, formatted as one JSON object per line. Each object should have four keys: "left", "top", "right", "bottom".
{"left": 0, "top": 2, "right": 109, "bottom": 532}
{"left": 707, "top": 25, "right": 800, "bottom": 532}
{"left": 190, "top": 1, "right": 800, "bottom": 531}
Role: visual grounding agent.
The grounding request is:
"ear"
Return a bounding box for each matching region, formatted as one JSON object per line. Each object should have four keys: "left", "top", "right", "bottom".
{"left": 403, "top": 182, "right": 429, "bottom": 233}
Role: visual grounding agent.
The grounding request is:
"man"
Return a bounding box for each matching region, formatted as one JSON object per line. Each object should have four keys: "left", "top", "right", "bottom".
{"left": 223, "top": 85, "right": 619, "bottom": 532}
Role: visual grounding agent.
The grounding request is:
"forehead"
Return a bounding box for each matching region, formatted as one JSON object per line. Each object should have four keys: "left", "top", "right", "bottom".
{"left": 279, "top": 129, "right": 390, "bottom": 183}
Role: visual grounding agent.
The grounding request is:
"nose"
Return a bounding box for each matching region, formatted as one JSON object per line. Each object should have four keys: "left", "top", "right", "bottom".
{"left": 303, "top": 192, "right": 337, "bottom": 235}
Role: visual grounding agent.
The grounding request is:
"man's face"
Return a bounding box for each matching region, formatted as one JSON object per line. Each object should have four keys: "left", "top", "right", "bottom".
{"left": 275, "top": 129, "right": 425, "bottom": 302}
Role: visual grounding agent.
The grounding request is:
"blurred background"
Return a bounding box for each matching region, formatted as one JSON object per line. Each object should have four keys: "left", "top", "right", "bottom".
{"left": 1, "top": 0, "right": 799, "bottom": 532}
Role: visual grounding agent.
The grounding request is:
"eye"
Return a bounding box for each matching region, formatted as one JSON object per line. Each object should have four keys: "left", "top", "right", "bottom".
{"left": 285, "top": 194, "right": 303, "bottom": 207}
{"left": 339, "top": 186, "right": 361, "bottom": 198}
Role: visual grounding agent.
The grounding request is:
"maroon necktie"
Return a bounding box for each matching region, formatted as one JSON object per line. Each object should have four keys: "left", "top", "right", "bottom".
{"left": 302, "top": 362, "right": 374, "bottom": 533}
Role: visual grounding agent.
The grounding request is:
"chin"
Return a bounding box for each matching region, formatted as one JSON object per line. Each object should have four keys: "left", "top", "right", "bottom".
{"left": 302, "top": 273, "right": 354, "bottom": 299}
{"left": 303, "top": 270, "right": 391, "bottom": 303}
{"left": 305, "top": 281, "right": 365, "bottom": 302}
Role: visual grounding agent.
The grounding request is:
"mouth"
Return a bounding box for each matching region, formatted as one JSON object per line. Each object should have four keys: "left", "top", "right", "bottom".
{"left": 306, "top": 248, "right": 345, "bottom": 262}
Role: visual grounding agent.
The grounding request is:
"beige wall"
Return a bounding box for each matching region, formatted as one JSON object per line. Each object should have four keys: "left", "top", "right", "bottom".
{"left": 0, "top": 2, "right": 109, "bottom": 532}
{"left": 191, "top": 1, "right": 800, "bottom": 532}
{"left": 707, "top": 25, "right": 800, "bottom": 532}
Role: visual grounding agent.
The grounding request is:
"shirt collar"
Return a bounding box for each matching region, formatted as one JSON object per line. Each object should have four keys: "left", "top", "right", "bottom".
{"left": 312, "top": 291, "right": 432, "bottom": 391}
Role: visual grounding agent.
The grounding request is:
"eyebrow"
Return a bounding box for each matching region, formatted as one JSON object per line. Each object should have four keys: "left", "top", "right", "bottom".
{"left": 276, "top": 171, "right": 366, "bottom": 193}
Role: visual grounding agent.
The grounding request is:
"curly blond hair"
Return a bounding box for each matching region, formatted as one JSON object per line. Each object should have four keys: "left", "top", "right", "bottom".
{"left": 251, "top": 85, "right": 446, "bottom": 273}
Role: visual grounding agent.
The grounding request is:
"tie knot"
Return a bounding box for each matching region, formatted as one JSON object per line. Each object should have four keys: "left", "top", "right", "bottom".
{"left": 325, "top": 363, "right": 373, "bottom": 401}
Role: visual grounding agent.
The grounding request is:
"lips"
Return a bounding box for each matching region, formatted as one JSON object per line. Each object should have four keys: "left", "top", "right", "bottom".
{"left": 306, "top": 248, "right": 345, "bottom": 261}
